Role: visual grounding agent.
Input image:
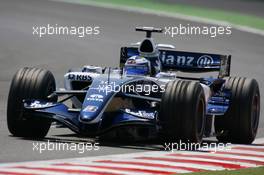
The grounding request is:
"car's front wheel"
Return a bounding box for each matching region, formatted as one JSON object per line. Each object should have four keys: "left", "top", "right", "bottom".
{"left": 159, "top": 80, "right": 206, "bottom": 143}
{"left": 7, "top": 67, "right": 56, "bottom": 138}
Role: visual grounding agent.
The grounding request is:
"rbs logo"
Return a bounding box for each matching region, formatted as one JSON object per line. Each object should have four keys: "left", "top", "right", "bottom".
{"left": 68, "top": 74, "right": 92, "bottom": 81}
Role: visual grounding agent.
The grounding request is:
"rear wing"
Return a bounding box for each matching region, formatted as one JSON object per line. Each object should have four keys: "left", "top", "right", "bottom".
{"left": 120, "top": 47, "right": 231, "bottom": 77}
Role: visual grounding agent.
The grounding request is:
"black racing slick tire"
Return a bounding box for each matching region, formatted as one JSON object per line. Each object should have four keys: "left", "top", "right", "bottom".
{"left": 7, "top": 67, "right": 56, "bottom": 138}
{"left": 160, "top": 80, "right": 206, "bottom": 143}
{"left": 215, "top": 77, "right": 260, "bottom": 144}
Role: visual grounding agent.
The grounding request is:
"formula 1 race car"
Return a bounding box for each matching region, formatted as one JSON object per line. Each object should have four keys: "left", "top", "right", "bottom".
{"left": 7, "top": 27, "right": 260, "bottom": 144}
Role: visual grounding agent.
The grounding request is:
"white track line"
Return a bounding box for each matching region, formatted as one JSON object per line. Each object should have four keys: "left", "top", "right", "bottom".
{"left": 1, "top": 138, "right": 264, "bottom": 174}
{"left": 15, "top": 164, "right": 178, "bottom": 175}
{"left": 167, "top": 151, "right": 264, "bottom": 163}
{"left": 14, "top": 164, "right": 140, "bottom": 175}
{"left": 54, "top": 162, "right": 190, "bottom": 173}
{"left": 51, "top": 0, "right": 264, "bottom": 36}
{"left": 145, "top": 154, "right": 256, "bottom": 167}
{"left": 254, "top": 137, "right": 264, "bottom": 144}
{"left": 207, "top": 149, "right": 264, "bottom": 156}
{"left": 0, "top": 168, "right": 66, "bottom": 175}
{"left": 94, "top": 158, "right": 224, "bottom": 171}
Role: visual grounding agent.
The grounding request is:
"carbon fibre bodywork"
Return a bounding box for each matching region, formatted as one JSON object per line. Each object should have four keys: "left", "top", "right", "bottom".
{"left": 23, "top": 71, "right": 230, "bottom": 137}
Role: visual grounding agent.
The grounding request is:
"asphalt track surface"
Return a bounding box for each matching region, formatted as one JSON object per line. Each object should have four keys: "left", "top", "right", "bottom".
{"left": 0, "top": 0, "right": 263, "bottom": 163}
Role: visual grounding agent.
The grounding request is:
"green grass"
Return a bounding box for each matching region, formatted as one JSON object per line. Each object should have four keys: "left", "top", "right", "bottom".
{"left": 180, "top": 166, "right": 264, "bottom": 175}
{"left": 77, "top": 0, "right": 264, "bottom": 30}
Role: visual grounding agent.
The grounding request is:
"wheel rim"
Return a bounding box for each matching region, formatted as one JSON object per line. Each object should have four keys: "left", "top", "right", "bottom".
{"left": 251, "top": 93, "right": 260, "bottom": 132}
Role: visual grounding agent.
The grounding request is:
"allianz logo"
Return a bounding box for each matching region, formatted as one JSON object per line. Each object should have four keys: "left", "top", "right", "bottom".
{"left": 160, "top": 51, "right": 214, "bottom": 67}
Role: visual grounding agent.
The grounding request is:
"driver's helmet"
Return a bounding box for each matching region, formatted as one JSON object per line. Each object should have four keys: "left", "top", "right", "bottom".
{"left": 124, "top": 56, "right": 151, "bottom": 76}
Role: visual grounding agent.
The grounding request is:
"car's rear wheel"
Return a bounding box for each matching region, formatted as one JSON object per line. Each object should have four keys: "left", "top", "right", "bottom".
{"left": 7, "top": 67, "right": 56, "bottom": 138}
{"left": 214, "top": 77, "right": 260, "bottom": 144}
{"left": 159, "top": 80, "right": 206, "bottom": 143}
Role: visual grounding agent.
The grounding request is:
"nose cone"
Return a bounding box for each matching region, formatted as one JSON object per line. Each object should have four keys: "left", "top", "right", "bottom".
{"left": 79, "top": 114, "right": 93, "bottom": 122}
{"left": 79, "top": 105, "right": 100, "bottom": 123}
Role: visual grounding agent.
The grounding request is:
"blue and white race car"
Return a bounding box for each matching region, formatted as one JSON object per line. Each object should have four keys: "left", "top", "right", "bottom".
{"left": 7, "top": 27, "right": 260, "bottom": 144}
